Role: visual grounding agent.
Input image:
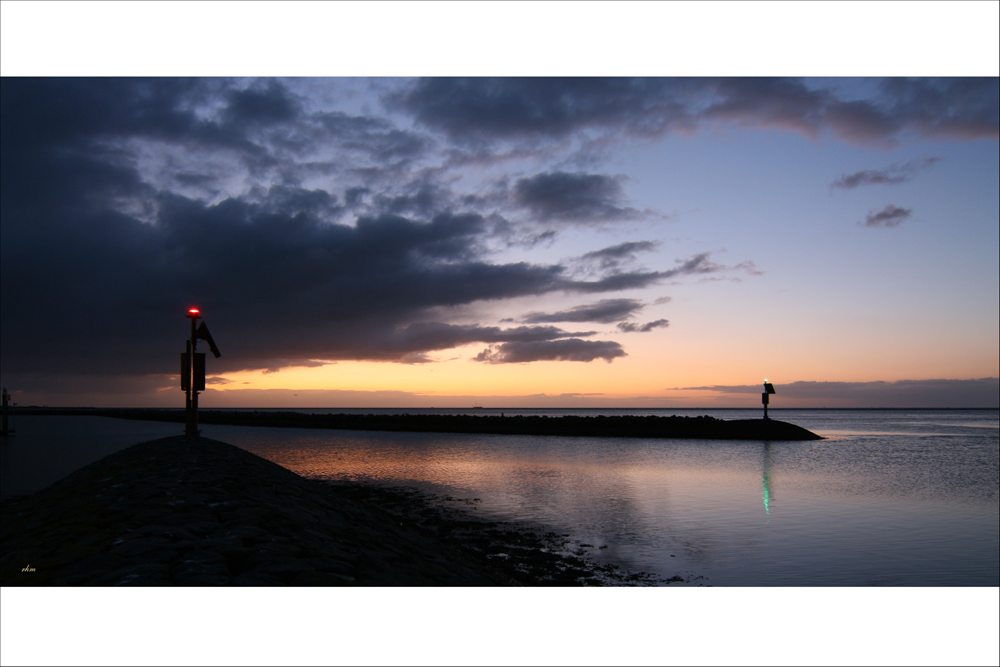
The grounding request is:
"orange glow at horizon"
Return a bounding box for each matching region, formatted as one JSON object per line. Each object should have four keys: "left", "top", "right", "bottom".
{"left": 208, "top": 322, "right": 998, "bottom": 399}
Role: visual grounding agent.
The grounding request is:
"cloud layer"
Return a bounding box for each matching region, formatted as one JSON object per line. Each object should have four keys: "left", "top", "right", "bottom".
{"left": 832, "top": 157, "right": 942, "bottom": 190}
{"left": 2, "top": 78, "right": 683, "bottom": 385}
{"left": 523, "top": 299, "right": 645, "bottom": 324}
{"left": 395, "top": 78, "right": 999, "bottom": 146}
{"left": 860, "top": 205, "right": 913, "bottom": 228}
{"left": 474, "top": 339, "right": 626, "bottom": 364}
{"left": 2, "top": 77, "right": 996, "bottom": 403}
{"left": 512, "top": 172, "right": 645, "bottom": 224}
{"left": 617, "top": 320, "right": 670, "bottom": 333}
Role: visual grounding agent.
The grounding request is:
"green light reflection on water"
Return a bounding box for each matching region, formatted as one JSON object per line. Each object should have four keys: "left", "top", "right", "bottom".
{"left": 762, "top": 472, "right": 770, "bottom": 515}
{"left": 762, "top": 442, "right": 772, "bottom": 516}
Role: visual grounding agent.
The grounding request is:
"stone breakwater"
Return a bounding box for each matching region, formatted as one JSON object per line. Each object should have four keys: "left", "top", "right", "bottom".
{"left": 15, "top": 408, "right": 824, "bottom": 440}
{"left": 0, "top": 436, "right": 663, "bottom": 587}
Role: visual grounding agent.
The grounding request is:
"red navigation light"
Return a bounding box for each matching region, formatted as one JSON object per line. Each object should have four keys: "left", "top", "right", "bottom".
{"left": 187, "top": 307, "right": 201, "bottom": 318}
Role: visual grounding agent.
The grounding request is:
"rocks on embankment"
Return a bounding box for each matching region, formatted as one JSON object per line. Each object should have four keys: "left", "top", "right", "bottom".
{"left": 0, "top": 436, "right": 517, "bottom": 586}
{"left": 17, "top": 408, "right": 824, "bottom": 440}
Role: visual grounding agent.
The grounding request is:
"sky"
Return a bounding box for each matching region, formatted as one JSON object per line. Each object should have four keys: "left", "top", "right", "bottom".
{"left": 1, "top": 4, "right": 998, "bottom": 409}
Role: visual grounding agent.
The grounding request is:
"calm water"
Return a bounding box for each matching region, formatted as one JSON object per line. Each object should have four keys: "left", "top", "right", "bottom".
{"left": 2, "top": 409, "right": 997, "bottom": 586}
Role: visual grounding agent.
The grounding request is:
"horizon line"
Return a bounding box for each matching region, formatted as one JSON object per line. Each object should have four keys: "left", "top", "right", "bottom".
{"left": 13, "top": 406, "right": 1000, "bottom": 411}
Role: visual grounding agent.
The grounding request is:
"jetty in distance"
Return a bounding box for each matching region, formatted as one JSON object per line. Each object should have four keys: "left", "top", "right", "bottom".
{"left": 13, "top": 407, "right": 823, "bottom": 441}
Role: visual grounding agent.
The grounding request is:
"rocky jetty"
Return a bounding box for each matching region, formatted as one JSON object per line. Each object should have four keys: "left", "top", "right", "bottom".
{"left": 16, "top": 408, "right": 824, "bottom": 440}
{"left": 0, "top": 436, "right": 661, "bottom": 587}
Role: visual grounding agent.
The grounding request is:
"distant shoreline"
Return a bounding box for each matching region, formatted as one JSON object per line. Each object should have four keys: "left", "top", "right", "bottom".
{"left": 13, "top": 406, "right": 998, "bottom": 412}
{"left": 9, "top": 407, "right": 824, "bottom": 440}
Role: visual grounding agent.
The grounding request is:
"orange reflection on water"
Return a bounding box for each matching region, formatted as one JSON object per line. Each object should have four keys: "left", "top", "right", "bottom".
{"left": 238, "top": 432, "right": 780, "bottom": 530}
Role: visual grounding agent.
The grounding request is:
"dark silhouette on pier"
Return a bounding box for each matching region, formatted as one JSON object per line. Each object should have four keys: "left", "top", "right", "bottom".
{"left": 180, "top": 308, "right": 221, "bottom": 438}
{"left": 1, "top": 388, "right": 14, "bottom": 436}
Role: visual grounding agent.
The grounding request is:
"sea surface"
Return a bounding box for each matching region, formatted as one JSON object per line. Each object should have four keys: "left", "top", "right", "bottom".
{"left": 2, "top": 408, "right": 997, "bottom": 586}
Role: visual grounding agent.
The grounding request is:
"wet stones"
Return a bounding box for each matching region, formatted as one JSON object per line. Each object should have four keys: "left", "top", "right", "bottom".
{"left": 111, "top": 536, "right": 175, "bottom": 560}
{"left": 91, "top": 562, "right": 172, "bottom": 587}
{"left": 171, "top": 550, "right": 230, "bottom": 585}
{"left": 134, "top": 524, "right": 196, "bottom": 541}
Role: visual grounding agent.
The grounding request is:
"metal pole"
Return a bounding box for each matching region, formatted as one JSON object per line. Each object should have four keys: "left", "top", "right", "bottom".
{"left": 1, "top": 387, "right": 9, "bottom": 436}
{"left": 187, "top": 315, "right": 200, "bottom": 436}
{"left": 185, "top": 340, "right": 192, "bottom": 434}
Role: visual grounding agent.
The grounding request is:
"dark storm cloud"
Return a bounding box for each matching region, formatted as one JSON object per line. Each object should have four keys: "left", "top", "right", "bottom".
{"left": 860, "top": 205, "right": 912, "bottom": 228}
{"left": 316, "top": 111, "right": 430, "bottom": 163}
{"left": 702, "top": 78, "right": 998, "bottom": 144}
{"left": 0, "top": 77, "right": 786, "bottom": 394}
{"left": 0, "top": 78, "right": 283, "bottom": 216}
{"left": 523, "top": 299, "right": 645, "bottom": 324}
{"left": 371, "top": 182, "right": 453, "bottom": 218}
{"left": 831, "top": 157, "right": 942, "bottom": 190}
{"left": 0, "top": 77, "right": 323, "bottom": 172}
{"left": 1, "top": 79, "right": 197, "bottom": 215}
{"left": 223, "top": 80, "right": 301, "bottom": 128}
{"left": 261, "top": 184, "right": 341, "bottom": 218}
{"left": 344, "top": 186, "right": 370, "bottom": 207}
{"left": 0, "top": 78, "right": 213, "bottom": 153}
{"left": 682, "top": 378, "right": 999, "bottom": 408}
{"left": 0, "top": 78, "right": 436, "bottom": 220}
{"left": 0, "top": 80, "right": 579, "bottom": 397}
{"left": 568, "top": 271, "right": 667, "bottom": 293}
{"left": 474, "top": 339, "right": 626, "bottom": 364}
{"left": 616, "top": 319, "right": 669, "bottom": 333}
{"left": 512, "top": 171, "right": 645, "bottom": 223}
{"left": 700, "top": 78, "right": 828, "bottom": 139}
{"left": 1, "top": 182, "right": 663, "bottom": 378}
{"left": 393, "top": 77, "right": 998, "bottom": 146}
{"left": 376, "top": 322, "right": 597, "bottom": 361}
{"left": 877, "top": 78, "right": 1000, "bottom": 141}
{"left": 390, "top": 78, "right": 695, "bottom": 144}
{"left": 174, "top": 172, "right": 218, "bottom": 187}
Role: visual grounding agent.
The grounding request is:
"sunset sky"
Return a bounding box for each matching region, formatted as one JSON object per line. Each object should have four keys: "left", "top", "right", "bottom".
{"left": 1, "top": 4, "right": 998, "bottom": 408}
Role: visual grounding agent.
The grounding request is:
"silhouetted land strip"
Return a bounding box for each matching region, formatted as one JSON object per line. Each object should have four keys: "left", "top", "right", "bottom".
{"left": 15, "top": 407, "right": 823, "bottom": 440}
{"left": 1, "top": 436, "right": 672, "bottom": 586}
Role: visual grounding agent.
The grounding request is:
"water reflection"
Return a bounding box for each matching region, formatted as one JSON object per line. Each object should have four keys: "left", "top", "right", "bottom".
{"left": 762, "top": 442, "right": 772, "bottom": 517}
{"left": 3, "top": 413, "right": 997, "bottom": 585}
